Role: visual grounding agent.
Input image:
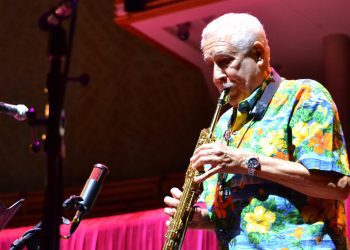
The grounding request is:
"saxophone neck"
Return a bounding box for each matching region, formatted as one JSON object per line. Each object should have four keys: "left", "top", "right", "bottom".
{"left": 208, "top": 89, "right": 229, "bottom": 134}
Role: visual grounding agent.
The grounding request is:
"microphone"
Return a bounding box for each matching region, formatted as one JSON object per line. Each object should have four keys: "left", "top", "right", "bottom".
{"left": 69, "top": 164, "right": 109, "bottom": 235}
{"left": 38, "top": 0, "right": 73, "bottom": 30}
{"left": 0, "top": 102, "right": 28, "bottom": 121}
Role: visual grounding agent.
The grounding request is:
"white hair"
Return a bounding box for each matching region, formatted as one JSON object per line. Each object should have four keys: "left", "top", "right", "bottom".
{"left": 201, "top": 13, "right": 269, "bottom": 54}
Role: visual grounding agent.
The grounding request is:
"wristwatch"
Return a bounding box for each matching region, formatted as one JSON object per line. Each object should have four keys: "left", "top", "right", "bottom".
{"left": 245, "top": 155, "right": 260, "bottom": 176}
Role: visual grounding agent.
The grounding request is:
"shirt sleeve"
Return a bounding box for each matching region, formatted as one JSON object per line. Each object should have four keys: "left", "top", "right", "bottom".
{"left": 289, "top": 79, "right": 349, "bottom": 175}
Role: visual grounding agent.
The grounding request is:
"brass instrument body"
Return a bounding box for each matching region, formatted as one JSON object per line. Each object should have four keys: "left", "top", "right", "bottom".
{"left": 163, "top": 90, "right": 228, "bottom": 250}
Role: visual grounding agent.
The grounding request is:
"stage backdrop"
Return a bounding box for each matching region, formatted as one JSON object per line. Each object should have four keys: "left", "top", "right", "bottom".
{"left": 0, "top": 0, "right": 212, "bottom": 193}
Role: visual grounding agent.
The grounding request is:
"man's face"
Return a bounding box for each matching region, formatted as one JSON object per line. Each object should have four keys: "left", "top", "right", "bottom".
{"left": 202, "top": 35, "right": 263, "bottom": 107}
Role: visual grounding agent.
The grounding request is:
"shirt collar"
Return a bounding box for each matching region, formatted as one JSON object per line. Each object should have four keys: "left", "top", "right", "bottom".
{"left": 237, "top": 68, "right": 280, "bottom": 113}
{"left": 237, "top": 81, "right": 267, "bottom": 113}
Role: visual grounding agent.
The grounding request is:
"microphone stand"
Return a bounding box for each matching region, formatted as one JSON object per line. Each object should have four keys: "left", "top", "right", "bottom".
{"left": 10, "top": 196, "right": 82, "bottom": 250}
{"left": 10, "top": 222, "right": 42, "bottom": 250}
{"left": 38, "top": 1, "right": 79, "bottom": 249}
{"left": 10, "top": 162, "right": 109, "bottom": 249}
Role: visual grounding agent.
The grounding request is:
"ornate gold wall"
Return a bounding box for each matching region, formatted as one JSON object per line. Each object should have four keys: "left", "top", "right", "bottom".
{"left": 0, "top": 1, "right": 213, "bottom": 192}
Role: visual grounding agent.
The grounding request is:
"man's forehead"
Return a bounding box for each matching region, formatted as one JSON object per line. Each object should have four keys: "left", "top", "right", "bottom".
{"left": 201, "top": 39, "right": 236, "bottom": 57}
{"left": 202, "top": 33, "right": 235, "bottom": 48}
{"left": 203, "top": 33, "right": 233, "bottom": 42}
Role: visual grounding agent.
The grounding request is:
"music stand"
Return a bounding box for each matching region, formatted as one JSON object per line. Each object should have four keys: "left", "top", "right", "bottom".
{"left": 0, "top": 199, "right": 24, "bottom": 231}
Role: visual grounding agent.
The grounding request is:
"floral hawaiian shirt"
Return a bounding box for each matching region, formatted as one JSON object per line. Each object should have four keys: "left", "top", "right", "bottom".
{"left": 201, "top": 71, "right": 350, "bottom": 250}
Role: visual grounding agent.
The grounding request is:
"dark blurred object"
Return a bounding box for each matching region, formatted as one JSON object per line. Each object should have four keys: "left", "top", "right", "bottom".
{"left": 67, "top": 73, "right": 90, "bottom": 86}
{"left": 177, "top": 22, "right": 191, "bottom": 41}
{"left": 0, "top": 199, "right": 24, "bottom": 231}
{"left": 123, "top": 0, "right": 182, "bottom": 12}
{"left": 124, "top": 0, "right": 146, "bottom": 12}
{"left": 38, "top": 0, "right": 73, "bottom": 31}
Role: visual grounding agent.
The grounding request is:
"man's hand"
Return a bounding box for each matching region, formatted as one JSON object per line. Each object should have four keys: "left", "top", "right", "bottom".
{"left": 164, "top": 187, "right": 181, "bottom": 225}
{"left": 163, "top": 187, "right": 213, "bottom": 229}
{"left": 190, "top": 142, "right": 250, "bottom": 183}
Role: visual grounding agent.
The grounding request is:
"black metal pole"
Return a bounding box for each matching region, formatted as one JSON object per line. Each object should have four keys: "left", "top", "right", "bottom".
{"left": 39, "top": 1, "right": 78, "bottom": 248}
{"left": 40, "top": 25, "right": 67, "bottom": 250}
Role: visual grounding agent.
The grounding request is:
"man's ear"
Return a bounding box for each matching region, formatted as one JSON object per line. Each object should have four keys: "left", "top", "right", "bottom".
{"left": 253, "top": 41, "right": 265, "bottom": 66}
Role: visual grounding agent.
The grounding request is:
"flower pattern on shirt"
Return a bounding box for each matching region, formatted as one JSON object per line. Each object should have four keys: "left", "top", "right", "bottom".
{"left": 244, "top": 206, "right": 276, "bottom": 233}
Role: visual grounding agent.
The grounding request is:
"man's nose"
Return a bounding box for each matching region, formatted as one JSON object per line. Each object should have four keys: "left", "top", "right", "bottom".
{"left": 213, "top": 67, "right": 227, "bottom": 83}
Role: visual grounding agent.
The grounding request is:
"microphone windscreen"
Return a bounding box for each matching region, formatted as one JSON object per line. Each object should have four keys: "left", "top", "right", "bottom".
{"left": 79, "top": 164, "right": 109, "bottom": 212}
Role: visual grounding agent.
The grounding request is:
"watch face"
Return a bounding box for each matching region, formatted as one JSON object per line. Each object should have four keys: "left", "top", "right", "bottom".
{"left": 246, "top": 156, "right": 260, "bottom": 176}
{"left": 247, "top": 157, "right": 260, "bottom": 169}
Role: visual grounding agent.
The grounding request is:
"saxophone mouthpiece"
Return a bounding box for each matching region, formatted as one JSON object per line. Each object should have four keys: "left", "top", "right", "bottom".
{"left": 217, "top": 88, "right": 229, "bottom": 105}
{"left": 222, "top": 83, "right": 232, "bottom": 103}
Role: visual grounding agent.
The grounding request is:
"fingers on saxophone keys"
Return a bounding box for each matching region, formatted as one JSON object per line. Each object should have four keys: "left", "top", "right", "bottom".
{"left": 164, "top": 207, "right": 176, "bottom": 226}
{"left": 190, "top": 147, "right": 211, "bottom": 162}
{"left": 194, "top": 164, "right": 224, "bottom": 183}
{"left": 193, "top": 143, "right": 212, "bottom": 152}
{"left": 194, "top": 170, "right": 211, "bottom": 183}
{"left": 170, "top": 187, "right": 182, "bottom": 199}
{"left": 164, "top": 207, "right": 176, "bottom": 217}
{"left": 191, "top": 155, "right": 221, "bottom": 170}
{"left": 164, "top": 196, "right": 179, "bottom": 207}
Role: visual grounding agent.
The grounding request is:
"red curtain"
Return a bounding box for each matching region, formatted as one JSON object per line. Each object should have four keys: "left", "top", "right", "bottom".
{"left": 0, "top": 208, "right": 218, "bottom": 250}
{"left": 1, "top": 204, "right": 350, "bottom": 249}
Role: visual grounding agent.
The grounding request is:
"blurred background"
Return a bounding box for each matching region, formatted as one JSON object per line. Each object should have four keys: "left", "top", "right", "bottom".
{"left": 0, "top": 0, "right": 348, "bottom": 227}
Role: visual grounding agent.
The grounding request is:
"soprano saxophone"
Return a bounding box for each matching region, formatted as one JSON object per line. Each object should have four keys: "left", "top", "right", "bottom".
{"left": 163, "top": 89, "right": 229, "bottom": 250}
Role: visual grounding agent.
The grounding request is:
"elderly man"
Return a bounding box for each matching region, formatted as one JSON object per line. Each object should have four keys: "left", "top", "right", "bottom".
{"left": 164, "top": 13, "right": 350, "bottom": 249}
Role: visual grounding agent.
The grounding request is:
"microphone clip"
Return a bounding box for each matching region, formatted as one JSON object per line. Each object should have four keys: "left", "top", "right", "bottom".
{"left": 61, "top": 195, "right": 85, "bottom": 239}
{"left": 62, "top": 195, "right": 83, "bottom": 210}
{"left": 38, "top": 0, "right": 75, "bottom": 31}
